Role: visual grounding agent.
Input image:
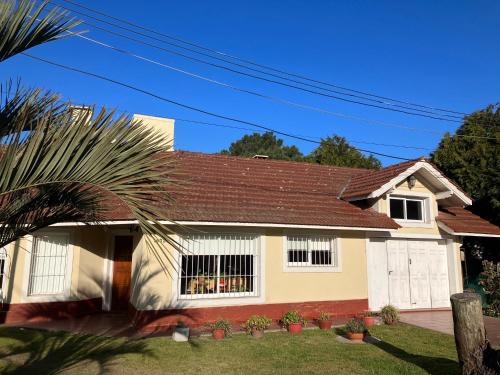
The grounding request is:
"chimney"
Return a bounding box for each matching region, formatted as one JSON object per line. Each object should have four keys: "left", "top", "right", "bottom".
{"left": 133, "top": 114, "right": 175, "bottom": 150}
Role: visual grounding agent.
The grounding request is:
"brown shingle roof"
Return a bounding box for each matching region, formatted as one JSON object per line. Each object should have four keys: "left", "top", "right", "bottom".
{"left": 342, "top": 159, "right": 420, "bottom": 199}
{"left": 437, "top": 207, "right": 500, "bottom": 236}
{"left": 102, "top": 151, "right": 399, "bottom": 229}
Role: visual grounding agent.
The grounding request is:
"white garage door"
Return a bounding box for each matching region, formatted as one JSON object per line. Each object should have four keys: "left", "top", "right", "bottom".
{"left": 367, "top": 239, "right": 451, "bottom": 310}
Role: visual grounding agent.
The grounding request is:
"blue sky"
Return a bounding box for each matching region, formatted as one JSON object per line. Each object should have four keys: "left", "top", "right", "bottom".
{"left": 3, "top": 0, "right": 499, "bottom": 165}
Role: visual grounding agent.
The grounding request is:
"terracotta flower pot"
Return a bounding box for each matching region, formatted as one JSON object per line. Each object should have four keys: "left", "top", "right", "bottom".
{"left": 212, "top": 328, "right": 225, "bottom": 340}
{"left": 288, "top": 323, "right": 303, "bottom": 334}
{"left": 318, "top": 320, "right": 332, "bottom": 330}
{"left": 346, "top": 332, "right": 365, "bottom": 342}
{"left": 251, "top": 327, "right": 264, "bottom": 338}
{"left": 363, "top": 316, "right": 375, "bottom": 327}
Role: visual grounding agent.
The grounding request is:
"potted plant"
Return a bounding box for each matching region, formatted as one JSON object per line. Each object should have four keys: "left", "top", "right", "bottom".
{"left": 209, "top": 319, "right": 231, "bottom": 340}
{"left": 282, "top": 310, "right": 306, "bottom": 334}
{"left": 172, "top": 320, "right": 190, "bottom": 342}
{"left": 317, "top": 312, "right": 332, "bottom": 330}
{"left": 345, "top": 317, "right": 367, "bottom": 342}
{"left": 380, "top": 305, "right": 399, "bottom": 325}
{"left": 363, "top": 311, "right": 376, "bottom": 328}
{"left": 244, "top": 315, "right": 272, "bottom": 338}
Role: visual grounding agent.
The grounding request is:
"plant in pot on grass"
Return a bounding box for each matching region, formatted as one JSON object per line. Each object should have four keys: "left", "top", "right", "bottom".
{"left": 209, "top": 319, "right": 231, "bottom": 340}
{"left": 345, "top": 317, "right": 367, "bottom": 342}
{"left": 172, "top": 320, "right": 190, "bottom": 342}
{"left": 244, "top": 315, "right": 272, "bottom": 338}
{"left": 380, "top": 305, "right": 399, "bottom": 325}
{"left": 282, "top": 310, "right": 306, "bottom": 334}
{"left": 317, "top": 312, "right": 332, "bottom": 330}
{"left": 363, "top": 311, "right": 377, "bottom": 328}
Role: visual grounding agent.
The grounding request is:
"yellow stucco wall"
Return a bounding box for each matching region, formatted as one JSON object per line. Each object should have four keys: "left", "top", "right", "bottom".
{"left": 128, "top": 227, "right": 368, "bottom": 310}
{"left": 2, "top": 227, "right": 108, "bottom": 304}
{"left": 264, "top": 229, "right": 368, "bottom": 303}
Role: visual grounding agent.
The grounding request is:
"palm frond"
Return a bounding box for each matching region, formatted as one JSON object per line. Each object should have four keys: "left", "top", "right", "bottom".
{"left": 0, "top": 184, "right": 98, "bottom": 246}
{"left": 0, "top": 106, "right": 177, "bottom": 249}
{"left": 0, "top": 0, "right": 79, "bottom": 62}
{"left": 0, "top": 79, "right": 64, "bottom": 138}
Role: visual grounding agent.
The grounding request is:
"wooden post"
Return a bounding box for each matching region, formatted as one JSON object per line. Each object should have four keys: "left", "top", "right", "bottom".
{"left": 450, "top": 293, "right": 499, "bottom": 375}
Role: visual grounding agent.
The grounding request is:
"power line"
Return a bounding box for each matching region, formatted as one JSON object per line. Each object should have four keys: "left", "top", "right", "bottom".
{"left": 65, "top": 30, "right": 464, "bottom": 136}
{"left": 53, "top": 0, "right": 469, "bottom": 117}
{"left": 174, "top": 119, "right": 434, "bottom": 151}
{"left": 42, "top": 28, "right": 499, "bottom": 138}
{"left": 45, "top": 0, "right": 466, "bottom": 122}
{"left": 21, "top": 52, "right": 414, "bottom": 161}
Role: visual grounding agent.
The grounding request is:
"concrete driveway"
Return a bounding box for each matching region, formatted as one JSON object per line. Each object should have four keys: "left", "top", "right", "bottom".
{"left": 400, "top": 310, "right": 500, "bottom": 346}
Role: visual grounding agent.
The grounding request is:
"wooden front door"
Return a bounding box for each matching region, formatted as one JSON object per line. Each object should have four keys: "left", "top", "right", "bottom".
{"left": 111, "top": 236, "right": 134, "bottom": 310}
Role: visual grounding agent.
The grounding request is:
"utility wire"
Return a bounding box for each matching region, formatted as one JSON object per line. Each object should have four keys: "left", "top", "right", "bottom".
{"left": 46, "top": 0, "right": 466, "bottom": 122}
{"left": 53, "top": 0, "right": 468, "bottom": 117}
{"left": 46, "top": 28, "right": 499, "bottom": 139}
{"left": 174, "top": 119, "right": 434, "bottom": 151}
{"left": 44, "top": 2, "right": 500, "bottom": 130}
{"left": 21, "top": 52, "right": 414, "bottom": 161}
{"left": 65, "top": 30, "right": 464, "bottom": 136}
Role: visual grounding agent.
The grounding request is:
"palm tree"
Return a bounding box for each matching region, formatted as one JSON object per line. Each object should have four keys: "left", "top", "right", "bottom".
{"left": 0, "top": 0, "right": 176, "bottom": 249}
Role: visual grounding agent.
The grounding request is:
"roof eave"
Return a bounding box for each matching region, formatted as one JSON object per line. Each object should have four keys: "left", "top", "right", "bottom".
{"left": 346, "top": 161, "right": 472, "bottom": 205}
{"left": 437, "top": 220, "right": 500, "bottom": 238}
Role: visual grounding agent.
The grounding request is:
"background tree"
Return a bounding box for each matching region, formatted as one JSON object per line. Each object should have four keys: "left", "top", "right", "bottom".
{"left": 0, "top": 0, "right": 176, "bottom": 248}
{"left": 221, "top": 132, "right": 303, "bottom": 161}
{"left": 432, "top": 104, "right": 500, "bottom": 309}
{"left": 305, "top": 135, "right": 381, "bottom": 169}
{"left": 431, "top": 104, "right": 500, "bottom": 225}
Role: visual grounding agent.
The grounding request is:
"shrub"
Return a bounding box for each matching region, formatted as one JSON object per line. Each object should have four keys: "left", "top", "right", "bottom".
{"left": 209, "top": 319, "right": 232, "bottom": 336}
{"left": 479, "top": 260, "right": 500, "bottom": 317}
{"left": 380, "top": 305, "right": 399, "bottom": 325}
{"left": 281, "top": 310, "right": 306, "bottom": 328}
{"left": 345, "top": 317, "right": 366, "bottom": 333}
{"left": 244, "top": 315, "right": 272, "bottom": 333}
{"left": 318, "top": 312, "right": 331, "bottom": 321}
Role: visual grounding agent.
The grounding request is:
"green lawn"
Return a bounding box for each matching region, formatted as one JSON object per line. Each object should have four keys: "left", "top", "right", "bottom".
{"left": 0, "top": 324, "right": 459, "bottom": 375}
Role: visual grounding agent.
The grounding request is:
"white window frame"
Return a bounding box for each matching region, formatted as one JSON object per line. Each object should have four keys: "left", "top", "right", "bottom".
{"left": 388, "top": 195, "right": 426, "bottom": 223}
{"left": 0, "top": 247, "right": 8, "bottom": 303}
{"left": 283, "top": 235, "right": 341, "bottom": 273}
{"left": 174, "top": 233, "right": 264, "bottom": 305}
{"left": 22, "top": 232, "right": 74, "bottom": 303}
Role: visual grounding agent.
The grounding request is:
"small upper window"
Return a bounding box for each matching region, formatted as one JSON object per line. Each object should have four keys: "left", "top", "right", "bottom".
{"left": 389, "top": 197, "right": 424, "bottom": 222}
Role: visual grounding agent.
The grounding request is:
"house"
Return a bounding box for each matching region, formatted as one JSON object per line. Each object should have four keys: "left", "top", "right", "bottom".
{"left": 1, "top": 115, "right": 499, "bottom": 332}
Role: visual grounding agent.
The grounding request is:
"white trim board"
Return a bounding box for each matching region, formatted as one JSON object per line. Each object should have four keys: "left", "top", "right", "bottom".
{"left": 347, "top": 161, "right": 472, "bottom": 206}
{"left": 49, "top": 220, "right": 394, "bottom": 232}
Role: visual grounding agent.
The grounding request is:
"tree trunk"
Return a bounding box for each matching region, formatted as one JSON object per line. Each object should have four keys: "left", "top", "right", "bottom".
{"left": 451, "top": 293, "right": 499, "bottom": 375}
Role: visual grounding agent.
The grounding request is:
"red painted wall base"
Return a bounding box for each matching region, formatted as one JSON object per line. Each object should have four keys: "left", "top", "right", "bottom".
{"left": 130, "top": 299, "right": 369, "bottom": 333}
{"left": 0, "top": 298, "right": 103, "bottom": 324}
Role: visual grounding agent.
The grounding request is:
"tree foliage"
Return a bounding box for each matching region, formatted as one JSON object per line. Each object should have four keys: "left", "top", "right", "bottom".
{"left": 479, "top": 260, "right": 500, "bottom": 317}
{"left": 306, "top": 136, "right": 381, "bottom": 169}
{"left": 0, "top": 1, "right": 176, "bottom": 249}
{"left": 431, "top": 104, "right": 500, "bottom": 225}
{"left": 221, "top": 132, "right": 303, "bottom": 161}
{"left": 221, "top": 132, "right": 381, "bottom": 169}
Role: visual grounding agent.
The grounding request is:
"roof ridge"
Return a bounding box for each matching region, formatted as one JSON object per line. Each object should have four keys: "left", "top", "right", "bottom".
{"left": 172, "top": 150, "right": 375, "bottom": 172}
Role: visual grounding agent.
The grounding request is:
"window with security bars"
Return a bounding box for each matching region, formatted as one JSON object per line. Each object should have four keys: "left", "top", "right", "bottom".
{"left": 178, "top": 234, "right": 260, "bottom": 299}
{"left": 286, "top": 236, "right": 338, "bottom": 269}
{"left": 28, "top": 235, "right": 70, "bottom": 296}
